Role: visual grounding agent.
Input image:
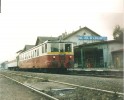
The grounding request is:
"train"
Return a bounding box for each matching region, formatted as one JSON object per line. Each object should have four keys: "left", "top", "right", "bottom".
{"left": 7, "top": 40, "right": 74, "bottom": 72}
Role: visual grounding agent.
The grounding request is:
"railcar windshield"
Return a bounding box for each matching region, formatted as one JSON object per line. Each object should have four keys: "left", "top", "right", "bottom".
{"left": 51, "top": 42, "right": 72, "bottom": 52}
{"left": 60, "top": 43, "right": 72, "bottom": 52}
{"left": 60, "top": 43, "right": 64, "bottom": 52}
{"left": 51, "top": 43, "right": 59, "bottom": 52}
{"left": 65, "top": 44, "right": 72, "bottom": 52}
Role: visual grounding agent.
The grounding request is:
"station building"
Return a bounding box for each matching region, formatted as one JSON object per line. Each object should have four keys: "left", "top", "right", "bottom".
{"left": 61, "top": 26, "right": 102, "bottom": 46}
{"left": 74, "top": 40, "right": 123, "bottom": 69}
{"left": 111, "top": 49, "right": 123, "bottom": 69}
{"left": 60, "top": 26, "right": 123, "bottom": 69}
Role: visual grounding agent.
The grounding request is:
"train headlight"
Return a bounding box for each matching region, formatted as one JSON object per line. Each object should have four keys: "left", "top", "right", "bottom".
{"left": 53, "top": 56, "right": 55, "bottom": 59}
{"left": 69, "top": 56, "right": 72, "bottom": 59}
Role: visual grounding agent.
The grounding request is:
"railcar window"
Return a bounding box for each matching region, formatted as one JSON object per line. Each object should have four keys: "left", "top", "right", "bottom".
{"left": 65, "top": 44, "right": 72, "bottom": 52}
{"left": 33, "top": 51, "right": 34, "bottom": 57}
{"left": 31, "top": 51, "right": 32, "bottom": 58}
{"left": 35, "top": 50, "right": 37, "bottom": 57}
{"left": 26, "top": 53, "right": 28, "bottom": 59}
{"left": 20, "top": 55, "right": 21, "bottom": 60}
{"left": 51, "top": 43, "right": 59, "bottom": 52}
{"left": 45, "top": 44, "right": 47, "bottom": 53}
{"left": 37, "top": 49, "right": 39, "bottom": 56}
{"left": 22, "top": 54, "right": 23, "bottom": 60}
{"left": 29, "top": 53, "right": 30, "bottom": 58}
{"left": 42, "top": 44, "right": 44, "bottom": 53}
{"left": 60, "top": 43, "right": 65, "bottom": 52}
{"left": 25, "top": 54, "right": 26, "bottom": 59}
{"left": 28, "top": 52, "right": 29, "bottom": 58}
{"left": 27, "top": 53, "right": 28, "bottom": 59}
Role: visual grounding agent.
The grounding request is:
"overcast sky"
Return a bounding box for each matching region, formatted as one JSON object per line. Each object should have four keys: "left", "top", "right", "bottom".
{"left": 0, "top": 0, "right": 123, "bottom": 62}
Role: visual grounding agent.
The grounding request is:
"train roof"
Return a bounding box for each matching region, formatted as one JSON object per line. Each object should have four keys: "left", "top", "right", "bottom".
{"left": 19, "top": 40, "right": 73, "bottom": 55}
{"left": 44, "top": 40, "right": 74, "bottom": 43}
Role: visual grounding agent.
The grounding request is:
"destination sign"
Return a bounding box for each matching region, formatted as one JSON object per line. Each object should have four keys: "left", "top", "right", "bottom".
{"left": 78, "top": 36, "right": 107, "bottom": 40}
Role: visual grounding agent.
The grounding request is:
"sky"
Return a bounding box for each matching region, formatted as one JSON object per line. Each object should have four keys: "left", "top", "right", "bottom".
{"left": 0, "top": 0, "right": 124, "bottom": 62}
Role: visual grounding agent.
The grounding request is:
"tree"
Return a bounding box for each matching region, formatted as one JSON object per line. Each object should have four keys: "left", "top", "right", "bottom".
{"left": 113, "top": 25, "right": 124, "bottom": 42}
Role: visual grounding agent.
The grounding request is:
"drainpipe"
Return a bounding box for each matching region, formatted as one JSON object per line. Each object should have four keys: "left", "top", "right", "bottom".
{"left": 81, "top": 48, "right": 83, "bottom": 68}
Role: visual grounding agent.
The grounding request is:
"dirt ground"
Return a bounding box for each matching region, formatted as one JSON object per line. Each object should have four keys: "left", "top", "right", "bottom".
{"left": 0, "top": 70, "right": 123, "bottom": 100}
{"left": 0, "top": 75, "right": 45, "bottom": 100}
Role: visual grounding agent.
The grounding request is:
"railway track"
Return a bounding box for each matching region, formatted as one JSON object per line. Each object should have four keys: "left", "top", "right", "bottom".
{"left": 0, "top": 73, "right": 59, "bottom": 100}
{"left": 0, "top": 70, "right": 123, "bottom": 100}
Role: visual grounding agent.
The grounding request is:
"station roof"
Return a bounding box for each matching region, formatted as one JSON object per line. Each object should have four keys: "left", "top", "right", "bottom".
{"left": 74, "top": 40, "right": 122, "bottom": 48}
{"left": 35, "top": 36, "right": 58, "bottom": 45}
{"left": 111, "top": 49, "right": 124, "bottom": 53}
{"left": 22, "top": 45, "right": 35, "bottom": 52}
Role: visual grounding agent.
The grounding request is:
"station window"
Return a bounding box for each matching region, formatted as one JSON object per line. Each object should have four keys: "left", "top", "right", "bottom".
{"left": 51, "top": 43, "right": 59, "bottom": 52}
{"left": 65, "top": 44, "right": 72, "bottom": 52}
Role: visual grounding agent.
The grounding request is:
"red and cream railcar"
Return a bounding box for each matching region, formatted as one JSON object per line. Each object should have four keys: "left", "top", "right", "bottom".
{"left": 18, "top": 40, "right": 74, "bottom": 71}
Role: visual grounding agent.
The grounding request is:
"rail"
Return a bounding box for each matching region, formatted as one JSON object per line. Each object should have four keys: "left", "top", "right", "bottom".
{"left": 0, "top": 74, "right": 59, "bottom": 100}
{"left": 3, "top": 71, "right": 124, "bottom": 96}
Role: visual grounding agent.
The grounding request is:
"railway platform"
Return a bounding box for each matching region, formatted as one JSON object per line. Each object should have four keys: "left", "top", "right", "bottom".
{"left": 68, "top": 68, "right": 123, "bottom": 77}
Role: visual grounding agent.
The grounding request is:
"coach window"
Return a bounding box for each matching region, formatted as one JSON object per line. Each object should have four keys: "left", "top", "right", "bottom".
{"left": 65, "top": 44, "right": 72, "bottom": 52}
{"left": 51, "top": 43, "right": 59, "bottom": 52}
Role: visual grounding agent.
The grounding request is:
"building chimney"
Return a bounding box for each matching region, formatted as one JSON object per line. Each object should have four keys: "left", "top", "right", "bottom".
{"left": 79, "top": 26, "right": 81, "bottom": 29}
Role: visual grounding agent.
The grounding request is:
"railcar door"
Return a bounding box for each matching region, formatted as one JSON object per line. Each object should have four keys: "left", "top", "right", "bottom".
{"left": 59, "top": 43, "right": 66, "bottom": 67}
